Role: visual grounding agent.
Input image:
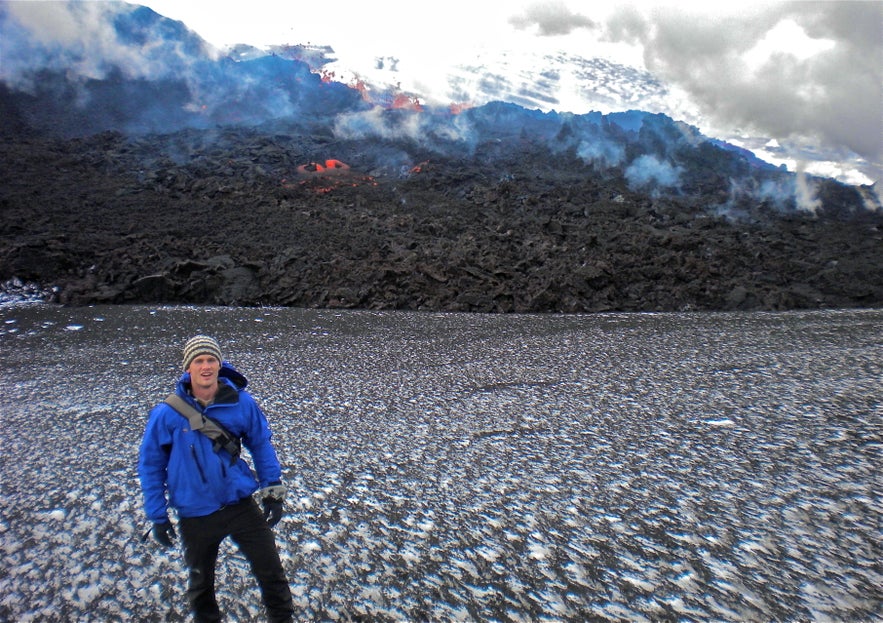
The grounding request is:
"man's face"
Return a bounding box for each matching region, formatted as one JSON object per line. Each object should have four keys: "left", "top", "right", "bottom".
{"left": 187, "top": 354, "right": 220, "bottom": 389}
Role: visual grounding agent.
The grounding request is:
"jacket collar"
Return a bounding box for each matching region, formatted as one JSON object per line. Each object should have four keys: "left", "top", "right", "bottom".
{"left": 213, "top": 380, "right": 239, "bottom": 405}
{"left": 177, "top": 362, "right": 247, "bottom": 406}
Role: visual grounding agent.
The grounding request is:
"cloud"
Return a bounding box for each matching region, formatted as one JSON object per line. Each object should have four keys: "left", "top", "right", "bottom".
{"left": 601, "top": 1, "right": 883, "bottom": 184}
{"left": 509, "top": 1, "right": 596, "bottom": 36}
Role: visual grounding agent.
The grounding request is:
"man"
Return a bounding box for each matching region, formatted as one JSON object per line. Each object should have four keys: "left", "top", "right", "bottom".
{"left": 139, "top": 335, "right": 295, "bottom": 622}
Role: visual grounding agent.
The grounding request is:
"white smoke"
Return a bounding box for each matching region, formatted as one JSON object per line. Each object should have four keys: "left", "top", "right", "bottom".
{"left": 334, "top": 107, "right": 423, "bottom": 141}
{"left": 577, "top": 139, "right": 625, "bottom": 170}
{"left": 625, "top": 155, "right": 682, "bottom": 191}
{"left": 756, "top": 173, "right": 821, "bottom": 215}
{"left": 333, "top": 106, "right": 477, "bottom": 147}
{"left": 794, "top": 166, "right": 822, "bottom": 215}
{"left": 0, "top": 0, "right": 216, "bottom": 92}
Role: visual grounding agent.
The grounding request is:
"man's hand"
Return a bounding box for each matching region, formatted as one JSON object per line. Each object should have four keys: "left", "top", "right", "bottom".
{"left": 258, "top": 482, "right": 287, "bottom": 527}
{"left": 262, "top": 496, "right": 284, "bottom": 527}
{"left": 152, "top": 521, "right": 176, "bottom": 547}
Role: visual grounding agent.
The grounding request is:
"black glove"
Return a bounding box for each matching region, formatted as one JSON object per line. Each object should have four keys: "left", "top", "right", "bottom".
{"left": 258, "top": 482, "right": 286, "bottom": 528}
{"left": 152, "top": 521, "right": 176, "bottom": 547}
{"left": 262, "top": 496, "right": 283, "bottom": 527}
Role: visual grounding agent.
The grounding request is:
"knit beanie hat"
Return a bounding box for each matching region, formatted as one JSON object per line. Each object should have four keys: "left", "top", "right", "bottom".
{"left": 182, "top": 335, "right": 223, "bottom": 370}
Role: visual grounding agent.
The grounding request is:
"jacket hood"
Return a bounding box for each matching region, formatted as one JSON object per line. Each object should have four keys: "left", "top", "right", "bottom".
{"left": 177, "top": 361, "right": 248, "bottom": 394}
{"left": 219, "top": 362, "right": 248, "bottom": 389}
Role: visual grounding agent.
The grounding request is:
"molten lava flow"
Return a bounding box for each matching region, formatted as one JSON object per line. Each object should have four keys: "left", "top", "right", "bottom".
{"left": 283, "top": 159, "right": 376, "bottom": 194}
{"left": 296, "top": 159, "right": 351, "bottom": 174}
{"left": 344, "top": 77, "right": 424, "bottom": 111}
{"left": 391, "top": 93, "right": 423, "bottom": 112}
{"left": 350, "top": 78, "right": 370, "bottom": 99}
{"left": 409, "top": 160, "right": 430, "bottom": 174}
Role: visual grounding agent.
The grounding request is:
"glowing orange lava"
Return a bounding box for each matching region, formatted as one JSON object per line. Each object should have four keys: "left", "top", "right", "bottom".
{"left": 282, "top": 159, "right": 377, "bottom": 194}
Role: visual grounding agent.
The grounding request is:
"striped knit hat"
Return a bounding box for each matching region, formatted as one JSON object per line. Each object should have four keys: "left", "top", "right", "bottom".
{"left": 182, "top": 335, "right": 223, "bottom": 370}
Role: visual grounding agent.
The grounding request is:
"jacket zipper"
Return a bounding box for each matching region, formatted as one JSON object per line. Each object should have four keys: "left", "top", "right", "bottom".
{"left": 190, "top": 444, "right": 208, "bottom": 483}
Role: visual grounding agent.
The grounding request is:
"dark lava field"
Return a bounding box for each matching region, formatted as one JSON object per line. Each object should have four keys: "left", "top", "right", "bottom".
{"left": 2, "top": 119, "right": 881, "bottom": 313}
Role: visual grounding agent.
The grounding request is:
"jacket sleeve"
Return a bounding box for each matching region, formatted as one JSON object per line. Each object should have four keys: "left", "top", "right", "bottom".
{"left": 239, "top": 392, "right": 283, "bottom": 487}
{"left": 138, "top": 405, "right": 174, "bottom": 523}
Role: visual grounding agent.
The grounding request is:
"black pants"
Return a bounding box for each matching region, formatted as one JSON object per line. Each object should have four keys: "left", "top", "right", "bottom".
{"left": 179, "top": 498, "right": 294, "bottom": 623}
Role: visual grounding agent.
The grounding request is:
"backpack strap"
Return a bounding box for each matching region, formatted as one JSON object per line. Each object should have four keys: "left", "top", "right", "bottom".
{"left": 165, "top": 394, "right": 242, "bottom": 465}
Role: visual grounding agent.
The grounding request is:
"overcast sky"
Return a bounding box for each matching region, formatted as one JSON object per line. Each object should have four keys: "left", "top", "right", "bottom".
{"left": 3, "top": 1, "right": 881, "bottom": 185}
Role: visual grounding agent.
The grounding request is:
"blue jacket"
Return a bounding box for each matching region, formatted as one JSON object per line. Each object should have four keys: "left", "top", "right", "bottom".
{"left": 138, "top": 363, "right": 283, "bottom": 523}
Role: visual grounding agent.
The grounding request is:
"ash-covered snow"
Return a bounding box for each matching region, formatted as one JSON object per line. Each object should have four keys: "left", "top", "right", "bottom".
{"left": 1, "top": 305, "right": 881, "bottom": 621}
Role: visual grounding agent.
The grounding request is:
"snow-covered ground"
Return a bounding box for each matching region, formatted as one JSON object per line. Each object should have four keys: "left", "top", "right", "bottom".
{"left": 1, "top": 305, "right": 881, "bottom": 621}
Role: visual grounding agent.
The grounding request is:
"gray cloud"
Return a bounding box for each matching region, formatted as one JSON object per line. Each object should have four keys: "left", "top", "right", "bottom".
{"left": 602, "top": 1, "right": 883, "bottom": 183}
{"left": 509, "top": 1, "right": 596, "bottom": 36}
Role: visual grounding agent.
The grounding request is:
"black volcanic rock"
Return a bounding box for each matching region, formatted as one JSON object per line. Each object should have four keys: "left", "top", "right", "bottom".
{"left": 1, "top": 125, "right": 881, "bottom": 312}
